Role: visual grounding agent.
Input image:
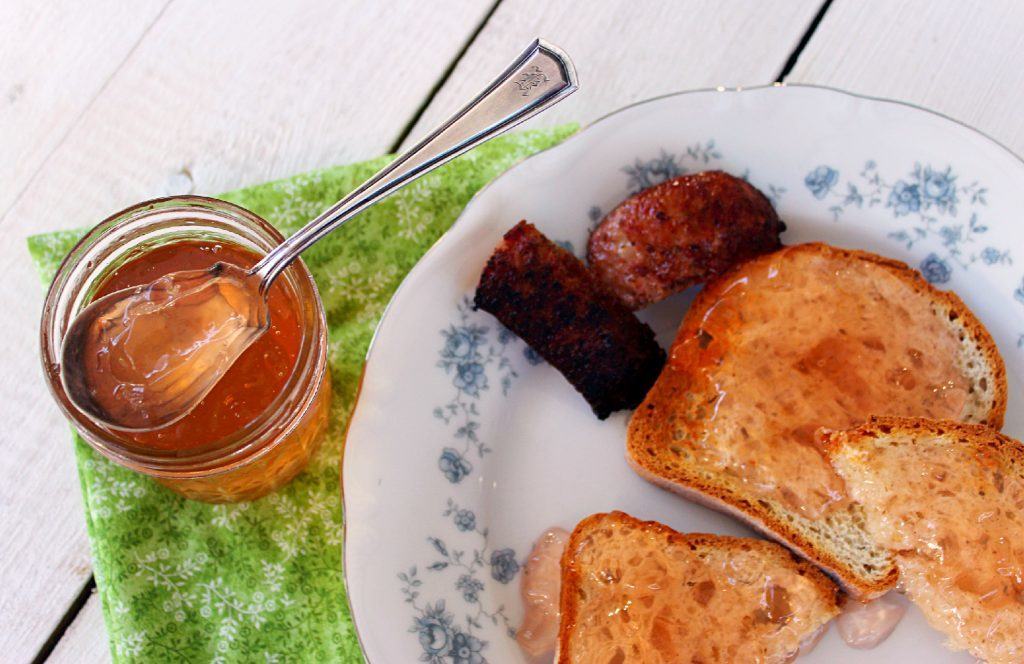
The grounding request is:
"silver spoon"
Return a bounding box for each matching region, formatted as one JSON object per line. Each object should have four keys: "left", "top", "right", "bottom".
{"left": 61, "top": 39, "right": 577, "bottom": 432}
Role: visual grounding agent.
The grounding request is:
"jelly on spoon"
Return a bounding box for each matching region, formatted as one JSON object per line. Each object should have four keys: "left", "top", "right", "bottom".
{"left": 61, "top": 263, "right": 266, "bottom": 430}
{"left": 59, "top": 39, "right": 577, "bottom": 431}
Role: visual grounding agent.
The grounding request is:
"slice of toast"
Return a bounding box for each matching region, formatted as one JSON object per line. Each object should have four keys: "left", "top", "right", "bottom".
{"left": 627, "top": 243, "right": 1006, "bottom": 598}
{"left": 824, "top": 417, "right": 1024, "bottom": 663}
{"left": 557, "top": 511, "right": 840, "bottom": 663}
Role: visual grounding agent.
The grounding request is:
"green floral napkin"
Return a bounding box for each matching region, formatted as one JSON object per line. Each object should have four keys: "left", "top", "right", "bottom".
{"left": 27, "top": 126, "right": 575, "bottom": 663}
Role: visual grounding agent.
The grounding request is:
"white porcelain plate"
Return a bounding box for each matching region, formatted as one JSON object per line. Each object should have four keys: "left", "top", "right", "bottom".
{"left": 344, "top": 85, "right": 1024, "bottom": 663}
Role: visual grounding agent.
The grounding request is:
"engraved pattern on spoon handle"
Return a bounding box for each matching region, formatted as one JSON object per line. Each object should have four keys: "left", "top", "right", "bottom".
{"left": 251, "top": 39, "right": 578, "bottom": 291}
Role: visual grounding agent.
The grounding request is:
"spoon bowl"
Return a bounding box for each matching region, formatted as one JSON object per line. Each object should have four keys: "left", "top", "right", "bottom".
{"left": 61, "top": 262, "right": 267, "bottom": 431}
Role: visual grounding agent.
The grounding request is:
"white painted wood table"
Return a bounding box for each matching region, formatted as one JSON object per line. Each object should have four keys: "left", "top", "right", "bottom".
{"left": 3, "top": 0, "right": 1023, "bottom": 661}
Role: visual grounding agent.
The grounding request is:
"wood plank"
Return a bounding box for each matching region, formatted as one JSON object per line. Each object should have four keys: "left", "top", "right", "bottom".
{"left": 787, "top": 0, "right": 1024, "bottom": 154}
{"left": 0, "top": 2, "right": 488, "bottom": 661}
{"left": 0, "top": 0, "right": 169, "bottom": 220}
{"left": 46, "top": 595, "right": 111, "bottom": 664}
{"left": 0, "top": 5, "right": 165, "bottom": 662}
{"left": 401, "top": 0, "right": 825, "bottom": 149}
{"left": 5, "top": 0, "right": 492, "bottom": 227}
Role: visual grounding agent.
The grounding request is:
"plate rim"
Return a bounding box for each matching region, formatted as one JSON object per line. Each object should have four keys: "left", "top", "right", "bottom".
{"left": 340, "top": 82, "right": 1024, "bottom": 661}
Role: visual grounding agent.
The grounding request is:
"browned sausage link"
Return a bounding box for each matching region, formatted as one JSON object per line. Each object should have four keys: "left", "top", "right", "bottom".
{"left": 587, "top": 170, "right": 785, "bottom": 309}
{"left": 474, "top": 221, "right": 665, "bottom": 419}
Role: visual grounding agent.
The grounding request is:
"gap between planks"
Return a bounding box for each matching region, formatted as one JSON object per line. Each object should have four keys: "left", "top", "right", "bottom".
{"left": 388, "top": 0, "right": 503, "bottom": 153}
{"left": 776, "top": 0, "right": 835, "bottom": 82}
{"left": 33, "top": 577, "right": 96, "bottom": 664}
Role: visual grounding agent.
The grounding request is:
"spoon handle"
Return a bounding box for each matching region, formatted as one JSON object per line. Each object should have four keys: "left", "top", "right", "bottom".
{"left": 252, "top": 39, "right": 578, "bottom": 289}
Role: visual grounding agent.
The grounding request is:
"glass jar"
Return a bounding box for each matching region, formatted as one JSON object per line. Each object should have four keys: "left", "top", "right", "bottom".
{"left": 40, "top": 196, "right": 331, "bottom": 502}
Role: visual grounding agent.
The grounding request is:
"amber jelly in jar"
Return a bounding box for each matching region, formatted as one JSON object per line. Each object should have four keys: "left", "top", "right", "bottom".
{"left": 40, "top": 196, "right": 331, "bottom": 502}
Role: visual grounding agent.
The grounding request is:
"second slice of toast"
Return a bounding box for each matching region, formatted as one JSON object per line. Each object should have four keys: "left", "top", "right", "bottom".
{"left": 627, "top": 243, "right": 1006, "bottom": 597}
{"left": 557, "top": 511, "right": 839, "bottom": 663}
{"left": 825, "top": 418, "right": 1024, "bottom": 663}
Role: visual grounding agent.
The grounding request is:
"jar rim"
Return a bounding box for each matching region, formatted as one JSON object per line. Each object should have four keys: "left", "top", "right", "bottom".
{"left": 39, "top": 195, "right": 328, "bottom": 478}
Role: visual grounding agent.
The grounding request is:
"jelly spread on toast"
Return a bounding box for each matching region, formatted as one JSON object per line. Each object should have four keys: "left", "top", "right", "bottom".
{"left": 892, "top": 444, "right": 1024, "bottom": 616}
{"left": 559, "top": 513, "right": 839, "bottom": 663}
{"left": 827, "top": 421, "right": 1024, "bottom": 662}
{"left": 666, "top": 244, "right": 968, "bottom": 519}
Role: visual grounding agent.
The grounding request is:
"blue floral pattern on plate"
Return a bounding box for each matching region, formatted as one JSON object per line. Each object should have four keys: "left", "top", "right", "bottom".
{"left": 402, "top": 297, "right": 533, "bottom": 663}
{"left": 400, "top": 498, "right": 522, "bottom": 663}
{"left": 433, "top": 298, "right": 527, "bottom": 484}
{"left": 589, "top": 142, "right": 787, "bottom": 225}
{"left": 624, "top": 141, "right": 786, "bottom": 202}
{"left": 802, "top": 160, "right": 1024, "bottom": 346}
{"left": 801, "top": 161, "right": 1013, "bottom": 283}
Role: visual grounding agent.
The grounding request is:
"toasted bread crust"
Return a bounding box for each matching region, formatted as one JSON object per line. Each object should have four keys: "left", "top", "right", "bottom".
{"left": 625, "top": 454, "right": 900, "bottom": 598}
{"left": 822, "top": 415, "right": 1023, "bottom": 462}
{"left": 627, "top": 242, "right": 1006, "bottom": 598}
{"left": 557, "top": 511, "right": 841, "bottom": 663}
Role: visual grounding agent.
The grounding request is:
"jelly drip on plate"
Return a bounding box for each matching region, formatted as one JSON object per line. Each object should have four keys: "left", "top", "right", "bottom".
{"left": 836, "top": 594, "right": 906, "bottom": 649}
{"left": 518, "top": 527, "right": 570, "bottom": 661}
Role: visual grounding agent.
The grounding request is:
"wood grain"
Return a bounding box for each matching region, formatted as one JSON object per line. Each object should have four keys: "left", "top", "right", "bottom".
{"left": 401, "top": 0, "right": 824, "bottom": 149}
{"left": 788, "top": 0, "right": 1024, "bottom": 154}
{"left": 0, "top": 0, "right": 169, "bottom": 221}
{"left": 0, "top": 1, "right": 488, "bottom": 661}
{"left": 46, "top": 595, "right": 110, "bottom": 664}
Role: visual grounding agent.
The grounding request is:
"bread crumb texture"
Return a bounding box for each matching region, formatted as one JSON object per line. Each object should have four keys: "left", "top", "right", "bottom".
{"left": 827, "top": 417, "right": 1024, "bottom": 663}
{"left": 558, "top": 512, "right": 839, "bottom": 663}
